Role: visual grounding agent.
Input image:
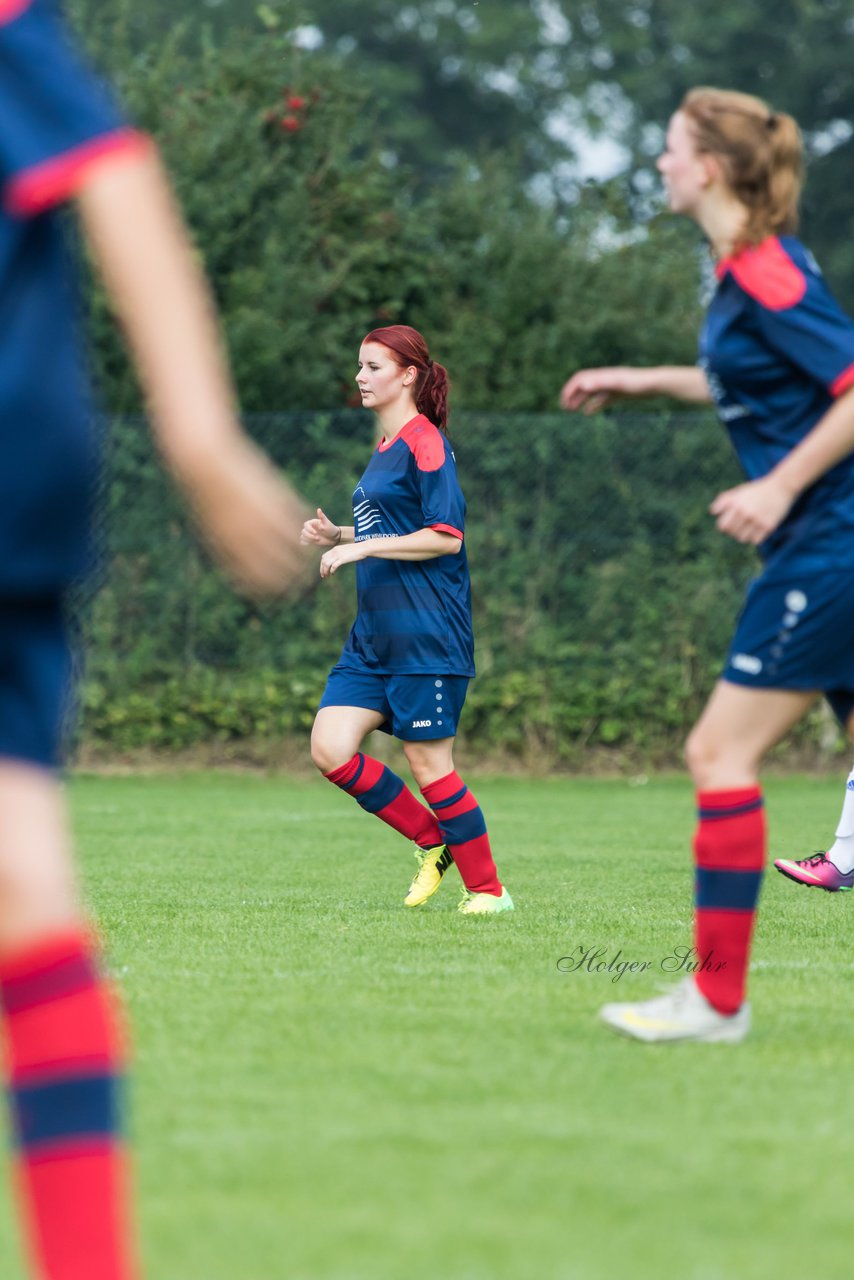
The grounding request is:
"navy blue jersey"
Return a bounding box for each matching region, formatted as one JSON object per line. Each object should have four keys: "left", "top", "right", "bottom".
{"left": 339, "top": 414, "right": 475, "bottom": 675}
{"left": 0, "top": 0, "right": 148, "bottom": 593}
{"left": 700, "top": 235, "right": 854, "bottom": 576}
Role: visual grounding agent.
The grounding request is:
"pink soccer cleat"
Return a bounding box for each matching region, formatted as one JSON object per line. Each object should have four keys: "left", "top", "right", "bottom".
{"left": 774, "top": 852, "right": 854, "bottom": 892}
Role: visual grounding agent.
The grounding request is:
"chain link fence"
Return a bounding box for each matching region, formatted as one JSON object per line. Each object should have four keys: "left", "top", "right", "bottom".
{"left": 69, "top": 410, "right": 844, "bottom": 767}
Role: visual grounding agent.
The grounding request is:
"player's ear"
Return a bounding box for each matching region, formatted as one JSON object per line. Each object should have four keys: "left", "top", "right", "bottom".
{"left": 700, "top": 152, "right": 722, "bottom": 189}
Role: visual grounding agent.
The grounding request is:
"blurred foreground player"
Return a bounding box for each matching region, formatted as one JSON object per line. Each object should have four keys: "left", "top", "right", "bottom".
{"left": 561, "top": 88, "right": 854, "bottom": 1042}
{"left": 0, "top": 2, "right": 306, "bottom": 1275}
{"left": 302, "top": 326, "right": 513, "bottom": 915}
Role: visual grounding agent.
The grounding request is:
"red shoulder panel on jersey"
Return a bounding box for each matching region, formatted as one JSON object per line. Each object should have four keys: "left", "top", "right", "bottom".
{"left": 4, "top": 129, "right": 152, "bottom": 217}
{"left": 401, "top": 414, "right": 446, "bottom": 472}
{"left": 715, "top": 238, "right": 806, "bottom": 311}
{"left": 0, "top": 0, "right": 33, "bottom": 28}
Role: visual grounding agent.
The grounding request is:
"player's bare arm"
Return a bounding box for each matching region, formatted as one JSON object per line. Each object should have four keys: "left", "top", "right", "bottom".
{"left": 560, "top": 365, "right": 712, "bottom": 413}
{"left": 319, "top": 528, "right": 461, "bottom": 578}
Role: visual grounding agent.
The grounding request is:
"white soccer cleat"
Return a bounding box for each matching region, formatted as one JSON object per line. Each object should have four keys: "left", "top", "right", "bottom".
{"left": 599, "top": 976, "right": 750, "bottom": 1044}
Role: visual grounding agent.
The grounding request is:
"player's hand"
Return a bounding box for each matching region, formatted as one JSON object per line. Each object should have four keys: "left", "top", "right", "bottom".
{"left": 319, "top": 543, "right": 364, "bottom": 579}
{"left": 183, "top": 437, "right": 312, "bottom": 596}
{"left": 560, "top": 367, "right": 639, "bottom": 413}
{"left": 709, "top": 475, "right": 796, "bottom": 545}
{"left": 301, "top": 507, "right": 341, "bottom": 548}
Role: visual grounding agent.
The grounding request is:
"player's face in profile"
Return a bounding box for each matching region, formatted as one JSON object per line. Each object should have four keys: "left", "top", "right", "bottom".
{"left": 657, "top": 111, "right": 708, "bottom": 218}
{"left": 356, "top": 342, "right": 413, "bottom": 411}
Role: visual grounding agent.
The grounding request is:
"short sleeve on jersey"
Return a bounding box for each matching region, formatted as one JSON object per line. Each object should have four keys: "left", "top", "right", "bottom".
{"left": 400, "top": 418, "right": 465, "bottom": 539}
{"left": 0, "top": 0, "right": 148, "bottom": 215}
{"left": 721, "top": 239, "right": 854, "bottom": 398}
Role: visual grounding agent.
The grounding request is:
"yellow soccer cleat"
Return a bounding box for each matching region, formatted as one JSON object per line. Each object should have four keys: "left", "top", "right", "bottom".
{"left": 404, "top": 844, "right": 453, "bottom": 907}
{"left": 457, "top": 886, "right": 514, "bottom": 916}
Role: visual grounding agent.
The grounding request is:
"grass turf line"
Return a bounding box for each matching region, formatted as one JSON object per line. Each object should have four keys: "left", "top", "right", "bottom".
{"left": 0, "top": 772, "right": 850, "bottom": 1280}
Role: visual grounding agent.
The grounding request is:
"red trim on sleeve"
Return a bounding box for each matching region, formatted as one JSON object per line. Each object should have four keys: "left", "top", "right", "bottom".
{"left": 4, "top": 128, "right": 152, "bottom": 217}
{"left": 0, "top": 0, "right": 33, "bottom": 27}
{"left": 830, "top": 361, "right": 854, "bottom": 398}
{"left": 430, "top": 523, "right": 463, "bottom": 540}
{"left": 715, "top": 238, "right": 806, "bottom": 310}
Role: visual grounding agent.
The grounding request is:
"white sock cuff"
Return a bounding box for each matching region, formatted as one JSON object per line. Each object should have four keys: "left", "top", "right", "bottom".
{"left": 834, "top": 767, "right": 854, "bottom": 839}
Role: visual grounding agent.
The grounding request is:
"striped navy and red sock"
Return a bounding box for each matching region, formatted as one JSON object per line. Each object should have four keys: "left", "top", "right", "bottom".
{"left": 421, "top": 771, "right": 501, "bottom": 896}
{"left": 325, "top": 753, "right": 443, "bottom": 849}
{"left": 1, "top": 929, "right": 136, "bottom": 1280}
{"left": 693, "top": 786, "right": 766, "bottom": 1015}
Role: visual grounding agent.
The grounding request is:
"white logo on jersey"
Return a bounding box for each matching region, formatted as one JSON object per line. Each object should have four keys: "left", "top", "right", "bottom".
{"left": 352, "top": 485, "right": 383, "bottom": 539}
{"left": 699, "top": 358, "right": 750, "bottom": 423}
{"left": 803, "top": 248, "right": 821, "bottom": 277}
{"left": 412, "top": 720, "right": 432, "bottom": 728}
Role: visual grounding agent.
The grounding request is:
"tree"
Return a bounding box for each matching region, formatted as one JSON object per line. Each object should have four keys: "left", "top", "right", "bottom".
{"left": 71, "top": 0, "right": 583, "bottom": 177}
{"left": 72, "top": 1, "right": 703, "bottom": 414}
{"left": 547, "top": 1, "right": 854, "bottom": 303}
{"left": 75, "top": 0, "right": 854, "bottom": 308}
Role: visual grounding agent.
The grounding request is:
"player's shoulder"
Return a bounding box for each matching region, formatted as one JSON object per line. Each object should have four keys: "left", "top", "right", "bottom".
{"left": 0, "top": 0, "right": 32, "bottom": 28}
{"left": 717, "top": 236, "right": 817, "bottom": 311}
{"left": 400, "top": 414, "right": 448, "bottom": 472}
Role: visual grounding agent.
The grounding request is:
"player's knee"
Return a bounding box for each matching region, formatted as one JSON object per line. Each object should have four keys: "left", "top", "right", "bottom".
{"left": 684, "top": 726, "right": 716, "bottom": 785}
{"left": 310, "top": 730, "right": 352, "bottom": 776}
{"left": 403, "top": 742, "right": 451, "bottom": 788}
{"left": 0, "top": 861, "right": 77, "bottom": 945}
{"left": 310, "top": 736, "right": 335, "bottom": 774}
{"left": 685, "top": 726, "right": 757, "bottom": 790}
{"left": 404, "top": 755, "right": 431, "bottom": 788}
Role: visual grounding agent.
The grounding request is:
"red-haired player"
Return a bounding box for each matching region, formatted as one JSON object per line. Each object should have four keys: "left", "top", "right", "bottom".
{"left": 0, "top": 2, "right": 307, "bottom": 1274}
{"left": 302, "top": 326, "right": 513, "bottom": 915}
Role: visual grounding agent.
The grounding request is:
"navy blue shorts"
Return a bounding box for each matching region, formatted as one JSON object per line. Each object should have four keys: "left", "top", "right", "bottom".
{"left": 0, "top": 597, "right": 72, "bottom": 768}
{"left": 723, "top": 567, "right": 854, "bottom": 727}
{"left": 318, "top": 660, "right": 469, "bottom": 740}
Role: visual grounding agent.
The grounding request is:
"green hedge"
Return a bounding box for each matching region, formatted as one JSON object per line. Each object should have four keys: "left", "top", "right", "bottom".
{"left": 73, "top": 410, "right": 846, "bottom": 764}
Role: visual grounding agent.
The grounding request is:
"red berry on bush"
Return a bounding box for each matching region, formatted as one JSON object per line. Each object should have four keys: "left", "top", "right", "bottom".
{"left": 287, "top": 95, "right": 306, "bottom": 110}
{"left": 281, "top": 115, "right": 301, "bottom": 132}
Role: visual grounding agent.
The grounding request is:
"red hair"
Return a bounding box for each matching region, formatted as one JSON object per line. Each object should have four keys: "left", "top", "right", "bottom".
{"left": 362, "top": 324, "right": 450, "bottom": 432}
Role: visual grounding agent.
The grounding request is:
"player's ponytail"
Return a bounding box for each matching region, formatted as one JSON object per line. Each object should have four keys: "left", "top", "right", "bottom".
{"left": 362, "top": 324, "right": 450, "bottom": 433}
{"left": 764, "top": 112, "right": 803, "bottom": 240}
{"left": 418, "top": 359, "right": 450, "bottom": 434}
{"left": 681, "top": 87, "right": 803, "bottom": 247}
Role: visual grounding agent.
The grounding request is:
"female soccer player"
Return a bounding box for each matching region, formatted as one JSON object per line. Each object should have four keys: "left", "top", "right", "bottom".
{"left": 0, "top": 2, "right": 306, "bottom": 1275}
{"left": 302, "top": 325, "right": 513, "bottom": 915}
{"left": 561, "top": 87, "right": 854, "bottom": 1042}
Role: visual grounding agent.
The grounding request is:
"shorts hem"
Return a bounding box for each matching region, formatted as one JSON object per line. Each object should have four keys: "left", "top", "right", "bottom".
{"left": 721, "top": 672, "right": 822, "bottom": 693}
{"left": 393, "top": 726, "right": 458, "bottom": 742}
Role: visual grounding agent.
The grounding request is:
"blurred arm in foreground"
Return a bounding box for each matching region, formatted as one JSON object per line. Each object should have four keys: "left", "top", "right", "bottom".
{"left": 560, "top": 364, "right": 713, "bottom": 414}
{"left": 78, "top": 145, "right": 309, "bottom": 595}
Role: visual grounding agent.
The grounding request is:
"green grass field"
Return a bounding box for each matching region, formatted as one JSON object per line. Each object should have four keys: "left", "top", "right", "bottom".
{"left": 0, "top": 770, "right": 851, "bottom": 1279}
